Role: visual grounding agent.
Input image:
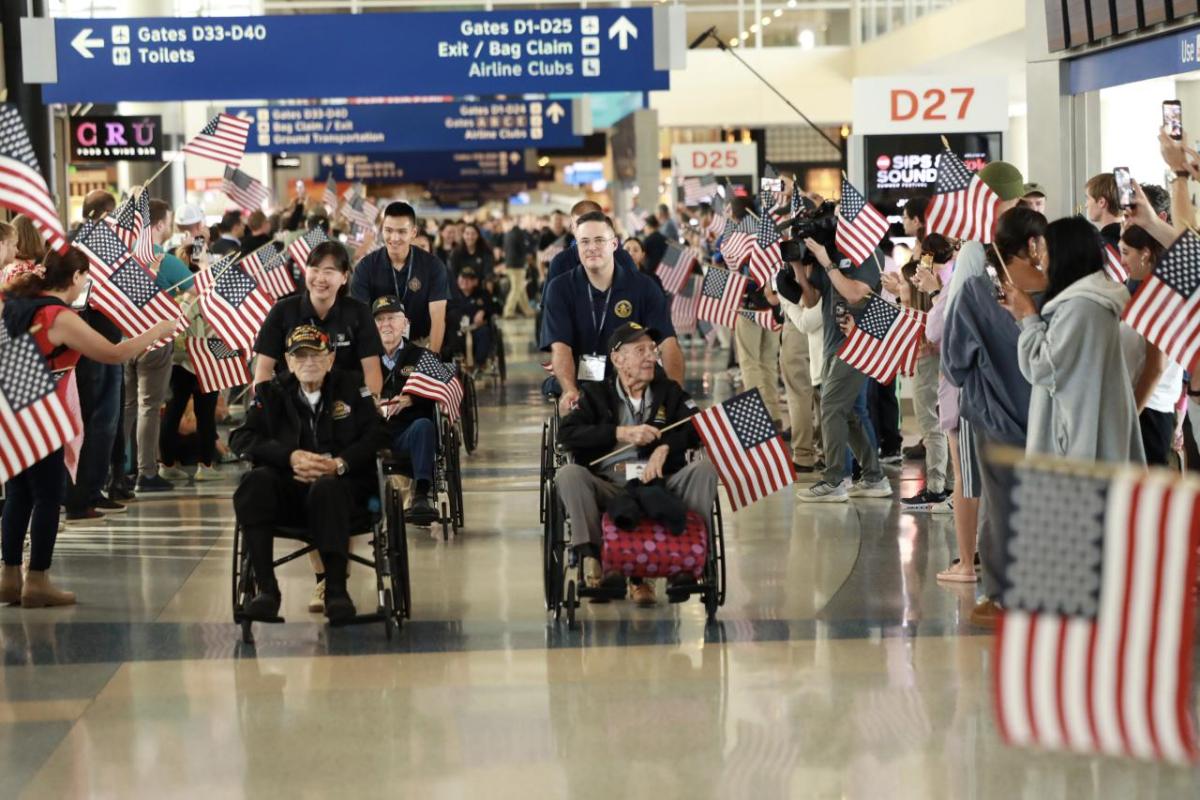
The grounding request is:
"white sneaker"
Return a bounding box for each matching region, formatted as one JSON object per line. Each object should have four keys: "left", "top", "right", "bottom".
{"left": 848, "top": 477, "right": 892, "bottom": 498}
{"left": 194, "top": 464, "right": 220, "bottom": 481}
{"left": 159, "top": 465, "right": 188, "bottom": 481}
{"left": 308, "top": 580, "right": 325, "bottom": 613}
{"left": 796, "top": 480, "right": 849, "bottom": 503}
{"left": 930, "top": 497, "right": 954, "bottom": 514}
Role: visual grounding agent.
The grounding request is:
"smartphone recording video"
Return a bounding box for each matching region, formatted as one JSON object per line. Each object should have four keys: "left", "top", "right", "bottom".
{"left": 760, "top": 177, "right": 783, "bottom": 193}
{"left": 1164, "top": 100, "right": 1183, "bottom": 141}
{"left": 1114, "top": 167, "right": 1135, "bottom": 207}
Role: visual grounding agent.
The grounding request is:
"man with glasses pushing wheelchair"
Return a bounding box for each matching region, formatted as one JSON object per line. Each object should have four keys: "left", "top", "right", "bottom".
{"left": 555, "top": 322, "right": 717, "bottom": 606}
{"left": 231, "top": 325, "right": 389, "bottom": 623}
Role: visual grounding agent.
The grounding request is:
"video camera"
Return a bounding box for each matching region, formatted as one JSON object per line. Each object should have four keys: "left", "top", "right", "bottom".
{"left": 778, "top": 200, "right": 839, "bottom": 263}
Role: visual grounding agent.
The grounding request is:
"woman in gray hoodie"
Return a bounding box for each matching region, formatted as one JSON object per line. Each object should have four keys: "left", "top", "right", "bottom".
{"left": 1003, "top": 217, "right": 1146, "bottom": 464}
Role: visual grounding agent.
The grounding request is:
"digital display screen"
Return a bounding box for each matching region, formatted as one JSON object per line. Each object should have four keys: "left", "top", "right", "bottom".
{"left": 863, "top": 132, "right": 1002, "bottom": 217}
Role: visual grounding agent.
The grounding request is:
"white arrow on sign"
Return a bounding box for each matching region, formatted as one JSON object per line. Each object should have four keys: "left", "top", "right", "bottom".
{"left": 545, "top": 102, "right": 566, "bottom": 124}
{"left": 608, "top": 16, "right": 638, "bottom": 51}
{"left": 71, "top": 28, "right": 105, "bottom": 59}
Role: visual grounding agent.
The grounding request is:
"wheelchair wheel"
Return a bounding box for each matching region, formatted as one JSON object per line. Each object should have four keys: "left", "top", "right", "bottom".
{"left": 565, "top": 578, "right": 577, "bottom": 630}
{"left": 539, "top": 420, "right": 551, "bottom": 524}
{"left": 447, "top": 429, "right": 465, "bottom": 529}
{"left": 460, "top": 373, "right": 479, "bottom": 454}
{"left": 713, "top": 497, "right": 727, "bottom": 607}
{"left": 387, "top": 483, "right": 412, "bottom": 620}
{"left": 543, "top": 482, "right": 566, "bottom": 613}
{"left": 494, "top": 325, "right": 507, "bottom": 383}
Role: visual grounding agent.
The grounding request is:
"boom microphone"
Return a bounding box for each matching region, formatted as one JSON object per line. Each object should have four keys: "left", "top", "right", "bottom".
{"left": 688, "top": 26, "right": 716, "bottom": 50}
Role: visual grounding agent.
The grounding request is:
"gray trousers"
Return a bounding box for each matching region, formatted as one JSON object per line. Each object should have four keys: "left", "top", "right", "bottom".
{"left": 123, "top": 345, "right": 173, "bottom": 479}
{"left": 912, "top": 354, "right": 949, "bottom": 493}
{"left": 555, "top": 461, "right": 718, "bottom": 549}
{"left": 820, "top": 357, "right": 882, "bottom": 486}
{"left": 975, "top": 427, "right": 1014, "bottom": 601}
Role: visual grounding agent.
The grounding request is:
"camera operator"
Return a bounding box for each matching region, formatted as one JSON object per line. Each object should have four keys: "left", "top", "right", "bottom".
{"left": 778, "top": 227, "right": 891, "bottom": 503}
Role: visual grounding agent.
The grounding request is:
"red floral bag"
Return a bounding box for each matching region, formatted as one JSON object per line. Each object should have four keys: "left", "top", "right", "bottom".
{"left": 600, "top": 511, "right": 708, "bottom": 580}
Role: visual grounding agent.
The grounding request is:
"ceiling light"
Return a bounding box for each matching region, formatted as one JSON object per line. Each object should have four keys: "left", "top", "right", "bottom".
{"left": 787, "top": 0, "right": 797, "bottom": 7}
{"left": 762, "top": 17, "right": 771, "bottom": 25}
{"left": 729, "top": 37, "right": 740, "bottom": 46}
{"left": 750, "top": 23, "right": 759, "bottom": 33}
{"left": 774, "top": 8, "right": 783, "bottom": 17}
{"left": 798, "top": 28, "right": 815, "bottom": 49}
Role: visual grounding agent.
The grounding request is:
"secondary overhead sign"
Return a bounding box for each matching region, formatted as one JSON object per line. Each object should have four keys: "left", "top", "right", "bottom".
{"left": 319, "top": 151, "right": 549, "bottom": 183}
{"left": 29, "top": 8, "right": 676, "bottom": 103}
{"left": 229, "top": 100, "right": 582, "bottom": 154}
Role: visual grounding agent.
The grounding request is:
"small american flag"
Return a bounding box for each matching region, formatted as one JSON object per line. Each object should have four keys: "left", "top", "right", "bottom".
{"left": 222, "top": 166, "right": 269, "bottom": 212}
{"left": 836, "top": 294, "right": 925, "bottom": 383}
{"left": 719, "top": 214, "right": 756, "bottom": 269}
{"left": 657, "top": 242, "right": 698, "bottom": 295}
{"left": 1104, "top": 243, "right": 1129, "bottom": 283}
{"left": 704, "top": 192, "right": 727, "bottom": 241}
{"left": 288, "top": 226, "right": 330, "bottom": 269}
{"left": 1124, "top": 230, "right": 1200, "bottom": 371}
{"left": 690, "top": 388, "right": 794, "bottom": 511}
{"left": 836, "top": 178, "right": 889, "bottom": 267}
{"left": 697, "top": 266, "right": 748, "bottom": 329}
{"left": 241, "top": 242, "right": 295, "bottom": 300}
{"left": 671, "top": 275, "right": 701, "bottom": 334}
{"left": 995, "top": 461, "right": 1200, "bottom": 764}
{"left": 186, "top": 337, "right": 251, "bottom": 394}
{"left": 401, "top": 351, "right": 464, "bottom": 423}
{"left": 748, "top": 194, "right": 783, "bottom": 288}
{"left": 738, "top": 308, "right": 782, "bottom": 332}
{"left": 682, "top": 174, "right": 719, "bottom": 206}
{"left": 107, "top": 190, "right": 154, "bottom": 269}
{"left": 322, "top": 176, "right": 338, "bottom": 214}
{"left": 0, "top": 104, "right": 67, "bottom": 253}
{"left": 0, "top": 333, "right": 83, "bottom": 483}
{"left": 183, "top": 113, "right": 250, "bottom": 168}
{"left": 926, "top": 148, "right": 1000, "bottom": 243}
{"left": 340, "top": 193, "right": 371, "bottom": 229}
{"left": 194, "top": 256, "right": 274, "bottom": 352}
{"left": 73, "top": 219, "right": 182, "bottom": 344}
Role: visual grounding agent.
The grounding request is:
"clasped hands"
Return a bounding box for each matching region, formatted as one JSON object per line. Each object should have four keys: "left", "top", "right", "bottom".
{"left": 289, "top": 450, "right": 341, "bottom": 483}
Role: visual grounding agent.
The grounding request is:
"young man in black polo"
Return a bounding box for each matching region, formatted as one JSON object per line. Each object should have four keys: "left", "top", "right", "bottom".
{"left": 350, "top": 201, "right": 450, "bottom": 353}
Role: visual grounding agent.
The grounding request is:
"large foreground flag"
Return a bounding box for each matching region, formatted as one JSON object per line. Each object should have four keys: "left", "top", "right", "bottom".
{"left": 193, "top": 256, "right": 273, "bottom": 352}
{"left": 690, "top": 388, "right": 795, "bottom": 511}
{"left": 1124, "top": 230, "right": 1200, "bottom": 372}
{"left": 995, "top": 461, "right": 1200, "bottom": 764}
{"left": 657, "top": 242, "right": 698, "bottom": 296}
{"left": 401, "top": 351, "right": 464, "bottom": 423}
{"left": 836, "top": 177, "right": 889, "bottom": 267}
{"left": 836, "top": 294, "right": 925, "bottom": 383}
{"left": 926, "top": 148, "right": 1000, "bottom": 243}
{"left": 182, "top": 113, "right": 251, "bottom": 168}
{"left": 697, "top": 266, "right": 748, "bottom": 329}
{"left": 0, "top": 333, "right": 82, "bottom": 483}
{"left": 0, "top": 104, "right": 67, "bottom": 253}
{"left": 186, "top": 337, "right": 251, "bottom": 394}
{"left": 241, "top": 242, "right": 296, "bottom": 300}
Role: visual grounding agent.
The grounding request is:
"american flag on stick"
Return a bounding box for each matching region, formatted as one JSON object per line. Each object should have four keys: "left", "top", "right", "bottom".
{"left": 193, "top": 255, "right": 274, "bottom": 352}
{"left": 926, "top": 147, "right": 1000, "bottom": 243}
{"left": 340, "top": 193, "right": 372, "bottom": 229}
{"left": 186, "top": 337, "right": 251, "bottom": 394}
{"left": 995, "top": 460, "right": 1200, "bottom": 764}
{"left": 690, "top": 388, "right": 795, "bottom": 511}
{"left": 836, "top": 177, "right": 889, "bottom": 267}
{"left": 182, "top": 113, "right": 250, "bottom": 168}
{"left": 222, "top": 166, "right": 269, "bottom": 212}
{"left": 1104, "top": 243, "right": 1129, "bottom": 283}
{"left": 0, "top": 332, "right": 82, "bottom": 483}
{"left": 719, "top": 213, "right": 755, "bottom": 268}
{"left": 107, "top": 189, "right": 154, "bottom": 269}
{"left": 0, "top": 104, "right": 67, "bottom": 254}
{"left": 836, "top": 294, "right": 925, "bottom": 383}
{"left": 738, "top": 308, "right": 782, "bottom": 332}
{"left": 401, "top": 351, "right": 464, "bottom": 424}
{"left": 322, "top": 176, "right": 337, "bottom": 214}
{"left": 748, "top": 193, "right": 783, "bottom": 288}
{"left": 1124, "top": 230, "right": 1200, "bottom": 372}
{"left": 697, "top": 266, "right": 748, "bottom": 329}
{"left": 704, "top": 192, "right": 727, "bottom": 241}
{"left": 681, "top": 174, "right": 719, "bottom": 206}
{"left": 287, "top": 226, "right": 330, "bottom": 268}
{"left": 241, "top": 241, "right": 295, "bottom": 300}
{"left": 657, "top": 242, "right": 698, "bottom": 295}
{"left": 72, "top": 219, "right": 183, "bottom": 345}
{"left": 671, "top": 275, "right": 701, "bottom": 335}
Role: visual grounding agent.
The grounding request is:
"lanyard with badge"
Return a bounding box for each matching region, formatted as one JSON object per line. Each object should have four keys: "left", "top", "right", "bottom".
{"left": 621, "top": 388, "right": 651, "bottom": 482}
{"left": 578, "top": 284, "right": 611, "bottom": 382}
{"left": 389, "top": 248, "right": 414, "bottom": 305}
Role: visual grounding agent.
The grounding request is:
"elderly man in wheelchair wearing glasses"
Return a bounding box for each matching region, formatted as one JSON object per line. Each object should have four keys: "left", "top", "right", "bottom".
{"left": 231, "top": 325, "right": 389, "bottom": 623}
{"left": 555, "top": 322, "right": 718, "bottom": 606}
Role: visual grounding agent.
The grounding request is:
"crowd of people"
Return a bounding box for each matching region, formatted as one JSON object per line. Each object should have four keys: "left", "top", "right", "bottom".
{"left": 2, "top": 123, "right": 1198, "bottom": 623}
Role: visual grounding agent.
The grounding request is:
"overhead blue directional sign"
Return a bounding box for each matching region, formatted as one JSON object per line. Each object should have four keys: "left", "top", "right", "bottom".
{"left": 318, "top": 151, "right": 550, "bottom": 184}
{"left": 36, "top": 9, "right": 672, "bottom": 103}
{"left": 228, "top": 100, "right": 580, "bottom": 154}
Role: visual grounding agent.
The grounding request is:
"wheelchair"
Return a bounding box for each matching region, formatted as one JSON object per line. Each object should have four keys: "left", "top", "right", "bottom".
{"left": 231, "top": 454, "right": 411, "bottom": 644}
{"left": 384, "top": 403, "right": 465, "bottom": 541}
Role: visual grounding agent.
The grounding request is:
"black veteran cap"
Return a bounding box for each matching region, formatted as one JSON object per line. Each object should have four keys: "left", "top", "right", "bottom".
{"left": 371, "top": 295, "right": 406, "bottom": 316}
{"left": 458, "top": 266, "right": 479, "bottom": 279}
{"left": 285, "top": 324, "right": 331, "bottom": 354}
{"left": 608, "top": 321, "right": 661, "bottom": 352}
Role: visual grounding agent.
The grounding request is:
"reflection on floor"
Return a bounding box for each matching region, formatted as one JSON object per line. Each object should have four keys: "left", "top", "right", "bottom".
{"left": 1, "top": 319, "right": 1197, "bottom": 798}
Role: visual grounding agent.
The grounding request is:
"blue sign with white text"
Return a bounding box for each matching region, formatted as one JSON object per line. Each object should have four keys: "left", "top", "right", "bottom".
{"left": 1069, "top": 24, "right": 1200, "bottom": 94}
{"left": 41, "top": 10, "right": 668, "bottom": 103}
{"left": 318, "top": 151, "right": 548, "bottom": 183}
{"left": 227, "top": 101, "right": 579, "bottom": 154}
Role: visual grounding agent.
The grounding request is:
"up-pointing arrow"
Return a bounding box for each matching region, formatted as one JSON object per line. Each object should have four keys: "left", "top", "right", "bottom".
{"left": 608, "top": 16, "right": 638, "bottom": 51}
{"left": 545, "top": 102, "right": 566, "bottom": 124}
{"left": 71, "top": 28, "right": 105, "bottom": 59}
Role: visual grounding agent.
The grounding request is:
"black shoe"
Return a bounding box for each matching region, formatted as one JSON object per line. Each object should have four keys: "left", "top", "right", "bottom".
{"left": 324, "top": 587, "right": 356, "bottom": 622}
{"left": 244, "top": 591, "right": 281, "bottom": 621}
{"left": 63, "top": 508, "right": 105, "bottom": 524}
{"left": 901, "top": 489, "right": 950, "bottom": 509}
{"left": 93, "top": 497, "right": 127, "bottom": 513}
{"left": 793, "top": 463, "right": 816, "bottom": 474}
{"left": 903, "top": 442, "right": 926, "bottom": 460}
{"left": 107, "top": 484, "right": 135, "bottom": 502}
{"left": 136, "top": 475, "right": 174, "bottom": 492}
{"left": 406, "top": 494, "right": 438, "bottom": 525}
{"left": 879, "top": 450, "right": 903, "bottom": 466}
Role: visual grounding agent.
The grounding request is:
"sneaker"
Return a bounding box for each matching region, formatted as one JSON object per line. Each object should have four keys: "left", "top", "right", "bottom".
{"left": 880, "top": 451, "right": 903, "bottom": 466}
{"left": 583, "top": 556, "right": 603, "bottom": 589}
{"left": 159, "top": 465, "right": 189, "bottom": 481}
{"left": 63, "top": 508, "right": 105, "bottom": 524}
{"left": 848, "top": 477, "right": 892, "bottom": 498}
{"left": 630, "top": 581, "right": 656, "bottom": 606}
{"left": 902, "top": 442, "right": 926, "bottom": 461}
{"left": 969, "top": 599, "right": 1003, "bottom": 628}
{"left": 308, "top": 580, "right": 325, "bottom": 613}
{"left": 93, "top": 497, "right": 126, "bottom": 513}
{"left": 136, "top": 475, "right": 174, "bottom": 493}
{"left": 930, "top": 497, "right": 954, "bottom": 515}
{"left": 900, "top": 489, "right": 949, "bottom": 511}
{"left": 796, "top": 480, "right": 849, "bottom": 503}
{"left": 194, "top": 464, "right": 221, "bottom": 481}
{"left": 107, "top": 484, "right": 136, "bottom": 502}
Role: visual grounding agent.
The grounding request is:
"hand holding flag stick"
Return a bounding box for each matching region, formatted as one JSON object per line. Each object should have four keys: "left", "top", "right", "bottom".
{"left": 587, "top": 416, "right": 692, "bottom": 467}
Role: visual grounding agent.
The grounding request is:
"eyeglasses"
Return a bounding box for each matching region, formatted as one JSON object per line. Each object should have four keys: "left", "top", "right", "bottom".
{"left": 577, "top": 237, "right": 612, "bottom": 251}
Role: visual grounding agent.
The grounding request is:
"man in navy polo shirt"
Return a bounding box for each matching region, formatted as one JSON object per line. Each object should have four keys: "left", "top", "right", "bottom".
{"left": 545, "top": 200, "right": 639, "bottom": 285}
{"left": 350, "top": 201, "right": 450, "bottom": 352}
{"left": 540, "top": 211, "right": 682, "bottom": 414}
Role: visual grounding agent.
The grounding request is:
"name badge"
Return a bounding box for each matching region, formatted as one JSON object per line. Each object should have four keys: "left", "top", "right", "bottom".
{"left": 578, "top": 354, "right": 607, "bottom": 382}
{"left": 625, "top": 461, "right": 647, "bottom": 482}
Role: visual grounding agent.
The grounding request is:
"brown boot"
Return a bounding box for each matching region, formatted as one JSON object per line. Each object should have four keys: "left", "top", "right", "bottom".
{"left": 0, "top": 565, "right": 22, "bottom": 605}
{"left": 21, "top": 570, "right": 76, "bottom": 608}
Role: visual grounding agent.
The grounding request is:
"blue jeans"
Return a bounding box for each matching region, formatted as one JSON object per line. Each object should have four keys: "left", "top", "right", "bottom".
{"left": 392, "top": 418, "right": 435, "bottom": 483}
{"left": 3, "top": 449, "right": 67, "bottom": 570}
{"left": 471, "top": 325, "right": 494, "bottom": 364}
{"left": 65, "top": 360, "right": 122, "bottom": 512}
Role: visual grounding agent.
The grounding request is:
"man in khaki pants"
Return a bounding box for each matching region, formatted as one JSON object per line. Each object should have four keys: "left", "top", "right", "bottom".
{"left": 733, "top": 314, "right": 781, "bottom": 424}
{"left": 779, "top": 322, "right": 817, "bottom": 472}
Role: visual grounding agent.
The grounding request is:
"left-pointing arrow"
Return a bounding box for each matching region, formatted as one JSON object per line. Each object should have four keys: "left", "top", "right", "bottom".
{"left": 71, "top": 28, "right": 105, "bottom": 59}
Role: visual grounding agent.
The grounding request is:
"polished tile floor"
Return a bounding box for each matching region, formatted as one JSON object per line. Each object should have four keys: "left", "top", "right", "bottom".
{"left": 2, "top": 320, "right": 1197, "bottom": 798}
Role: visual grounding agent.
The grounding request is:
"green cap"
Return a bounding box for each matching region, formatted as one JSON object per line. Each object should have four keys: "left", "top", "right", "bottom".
{"left": 977, "top": 161, "right": 1025, "bottom": 202}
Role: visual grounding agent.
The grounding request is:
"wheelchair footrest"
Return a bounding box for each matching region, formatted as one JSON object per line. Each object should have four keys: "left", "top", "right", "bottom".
{"left": 577, "top": 585, "right": 628, "bottom": 601}
{"left": 234, "top": 613, "right": 285, "bottom": 624}
{"left": 328, "top": 611, "right": 386, "bottom": 628}
{"left": 665, "top": 583, "right": 704, "bottom": 604}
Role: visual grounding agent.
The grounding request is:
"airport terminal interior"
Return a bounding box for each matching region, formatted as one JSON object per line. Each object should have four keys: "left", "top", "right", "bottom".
{"left": 3, "top": 0, "right": 1200, "bottom": 797}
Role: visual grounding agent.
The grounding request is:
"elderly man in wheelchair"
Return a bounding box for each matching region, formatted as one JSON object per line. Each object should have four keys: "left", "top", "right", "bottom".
{"left": 230, "top": 325, "right": 389, "bottom": 623}
{"left": 443, "top": 265, "right": 497, "bottom": 372}
{"left": 555, "top": 322, "right": 718, "bottom": 606}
